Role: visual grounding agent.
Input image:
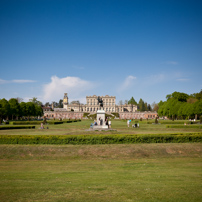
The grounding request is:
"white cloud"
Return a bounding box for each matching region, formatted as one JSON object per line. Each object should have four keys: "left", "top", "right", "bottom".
{"left": 12, "top": 80, "right": 36, "bottom": 83}
{"left": 0, "top": 79, "right": 36, "bottom": 84}
{"left": 118, "top": 75, "right": 136, "bottom": 92}
{"left": 0, "top": 79, "right": 8, "bottom": 84}
{"left": 42, "top": 76, "right": 94, "bottom": 103}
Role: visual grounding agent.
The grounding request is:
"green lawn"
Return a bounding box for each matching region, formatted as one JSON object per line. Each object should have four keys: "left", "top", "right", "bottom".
{"left": 0, "top": 119, "right": 202, "bottom": 136}
{"left": 0, "top": 143, "right": 202, "bottom": 202}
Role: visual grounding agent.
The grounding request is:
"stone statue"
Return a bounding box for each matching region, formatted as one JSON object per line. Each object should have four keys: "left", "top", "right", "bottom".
{"left": 97, "top": 96, "right": 103, "bottom": 107}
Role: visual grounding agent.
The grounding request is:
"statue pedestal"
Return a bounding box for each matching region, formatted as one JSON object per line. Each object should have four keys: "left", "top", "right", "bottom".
{"left": 93, "top": 109, "right": 108, "bottom": 129}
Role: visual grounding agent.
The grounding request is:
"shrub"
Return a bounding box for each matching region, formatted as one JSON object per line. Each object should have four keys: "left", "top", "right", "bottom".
{"left": 155, "top": 117, "right": 158, "bottom": 124}
{"left": 111, "top": 113, "right": 119, "bottom": 118}
{"left": 83, "top": 113, "right": 90, "bottom": 117}
{"left": 0, "top": 133, "right": 201, "bottom": 145}
{"left": 0, "top": 126, "right": 35, "bottom": 130}
{"left": 166, "top": 125, "right": 202, "bottom": 129}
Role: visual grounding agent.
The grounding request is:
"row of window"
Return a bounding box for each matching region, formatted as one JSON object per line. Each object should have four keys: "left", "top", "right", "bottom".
{"left": 84, "top": 107, "right": 115, "bottom": 112}
{"left": 87, "top": 99, "right": 115, "bottom": 102}
{"left": 87, "top": 102, "right": 115, "bottom": 106}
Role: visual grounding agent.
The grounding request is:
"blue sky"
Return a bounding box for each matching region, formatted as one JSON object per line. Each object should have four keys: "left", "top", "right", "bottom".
{"left": 0, "top": 0, "right": 202, "bottom": 105}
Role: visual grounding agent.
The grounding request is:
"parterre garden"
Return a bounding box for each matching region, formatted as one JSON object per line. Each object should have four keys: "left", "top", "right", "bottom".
{"left": 0, "top": 119, "right": 202, "bottom": 201}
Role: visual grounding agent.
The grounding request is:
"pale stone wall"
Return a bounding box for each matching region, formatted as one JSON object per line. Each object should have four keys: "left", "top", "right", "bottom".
{"left": 119, "top": 111, "right": 158, "bottom": 119}
{"left": 44, "top": 111, "right": 83, "bottom": 119}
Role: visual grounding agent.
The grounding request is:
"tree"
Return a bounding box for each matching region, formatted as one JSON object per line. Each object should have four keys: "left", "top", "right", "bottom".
{"left": 152, "top": 102, "right": 159, "bottom": 111}
{"left": 16, "top": 97, "right": 23, "bottom": 103}
{"left": 44, "top": 102, "right": 50, "bottom": 107}
{"left": 166, "top": 94, "right": 172, "bottom": 100}
{"left": 178, "top": 103, "right": 187, "bottom": 119}
{"left": 193, "top": 100, "right": 202, "bottom": 120}
{"left": 147, "top": 104, "right": 152, "bottom": 111}
{"left": 19, "top": 102, "right": 27, "bottom": 118}
{"left": 58, "top": 99, "right": 63, "bottom": 108}
{"left": 35, "top": 105, "right": 43, "bottom": 117}
{"left": 0, "top": 98, "right": 10, "bottom": 120}
{"left": 191, "top": 89, "right": 202, "bottom": 100}
{"left": 171, "top": 91, "right": 189, "bottom": 102}
{"left": 187, "top": 98, "right": 198, "bottom": 104}
{"left": 29, "top": 97, "right": 42, "bottom": 106}
{"left": 184, "top": 103, "right": 194, "bottom": 119}
{"left": 118, "top": 100, "right": 123, "bottom": 105}
{"left": 128, "top": 97, "right": 137, "bottom": 105}
{"left": 124, "top": 100, "right": 128, "bottom": 105}
{"left": 70, "top": 100, "right": 80, "bottom": 105}
{"left": 138, "top": 99, "right": 145, "bottom": 111}
{"left": 195, "top": 90, "right": 202, "bottom": 100}
{"left": 8, "top": 98, "right": 20, "bottom": 120}
{"left": 26, "top": 102, "right": 36, "bottom": 120}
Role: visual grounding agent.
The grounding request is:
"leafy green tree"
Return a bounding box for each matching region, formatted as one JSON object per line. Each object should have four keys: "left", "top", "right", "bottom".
{"left": 195, "top": 90, "right": 202, "bottom": 100}
{"left": 193, "top": 100, "right": 202, "bottom": 120}
{"left": 171, "top": 91, "right": 189, "bottom": 102}
{"left": 184, "top": 103, "right": 194, "bottom": 119}
{"left": 0, "top": 102, "right": 2, "bottom": 123}
{"left": 35, "top": 105, "right": 43, "bottom": 117}
{"left": 138, "top": 99, "right": 145, "bottom": 111}
{"left": 128, "top": 97, "right": 137, "bottom": 105}
{"left": 58, "top": 99, "right": 63, "bottom": 108}
{"left": 19, "top": 102, "right": 27, "bottom": 118}
{"left": 166, "top": 94, "right": 172, "bottom": 100}
{"left": 8, "top": 98, "right": 20, "bottom": 120}
{"left": 26, "top": 102, "right": 36, "bottom": 120}
{"left": 147, "top": 104, "right": 152, "bottom": 111}
{"left": 44, "top": 102, "right": 50, "bottom": 107}
{"left": 29, "top": 97, "right": 42, "bottom": 106}
{"left": 169, "top": 99, "right": 181, "bottom": 119}
{"left": 191, "top": 90, "right": 202, "bottom": 100}
{"left": 0, "top": 98, "right": 10, "bottom": 120}
{"left": 178, "top": 103, "right": 187, "bottom": 119}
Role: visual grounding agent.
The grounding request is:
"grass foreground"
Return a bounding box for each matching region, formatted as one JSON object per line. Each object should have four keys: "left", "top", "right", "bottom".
{"left": 0, "top": 119, "right": 202, "bottom": 136}
{"left": 0, "top": 143, "right": 202, "bottom": 202}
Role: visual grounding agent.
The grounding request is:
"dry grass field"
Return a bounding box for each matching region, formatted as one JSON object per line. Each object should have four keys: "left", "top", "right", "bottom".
{"left": 0, "top": 120, "right": 202, "bottom": 201}
{"left": 0, "top": 143, "right": 202, "bottom": 202}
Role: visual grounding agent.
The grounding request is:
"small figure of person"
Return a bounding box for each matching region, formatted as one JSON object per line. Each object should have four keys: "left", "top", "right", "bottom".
{"left": 127, "top": 120, "right": 130, "bottom": 127}
{"left": 41, "top": 122, "right": 44, "bottom": 129}
{"left": 106, "top": 118, "right": 108, "bottom": 126}
{"left": 108, "top": 120, "right": 111, "bottom": 128}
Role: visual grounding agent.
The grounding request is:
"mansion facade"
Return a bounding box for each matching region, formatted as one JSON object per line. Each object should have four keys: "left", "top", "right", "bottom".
{"left": 43, "top": 93, "right": 157, "bottom": 120}
{"left": 63, "top": 94, "right": 137, "bottom": 113}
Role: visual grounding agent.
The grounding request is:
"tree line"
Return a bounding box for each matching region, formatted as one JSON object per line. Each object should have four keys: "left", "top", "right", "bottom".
{"left": 0, "top": 97, "right": 43, "bottom": 122}
{"left": 158, "top": 90, "right": 202, "bottom": 120}
{"left": 120, "top": 97, "right": 153, "bottom": 111}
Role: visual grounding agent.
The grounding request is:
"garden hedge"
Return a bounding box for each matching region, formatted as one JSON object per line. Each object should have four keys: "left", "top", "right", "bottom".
{"left": 9, "top": 119, "right": 81, "bottom": 125}
{"left": 166, "top": 125, "right": 202, "bottom": 129}
{"left": 0, "top": 133, "right": 201, "bottom": 144}
{"left": 147, "top": 121, "right": 199, "bottom": 124}
{"left": 0, "top": 126, "right": 35, "bottom": 130}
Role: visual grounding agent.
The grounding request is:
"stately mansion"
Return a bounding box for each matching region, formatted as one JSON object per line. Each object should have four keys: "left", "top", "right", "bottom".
{"left": 43, "top": 93, "right": 157, "bottom": 120}
{"left": 63, "top": 93, "right": 137, "bottom": 113}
